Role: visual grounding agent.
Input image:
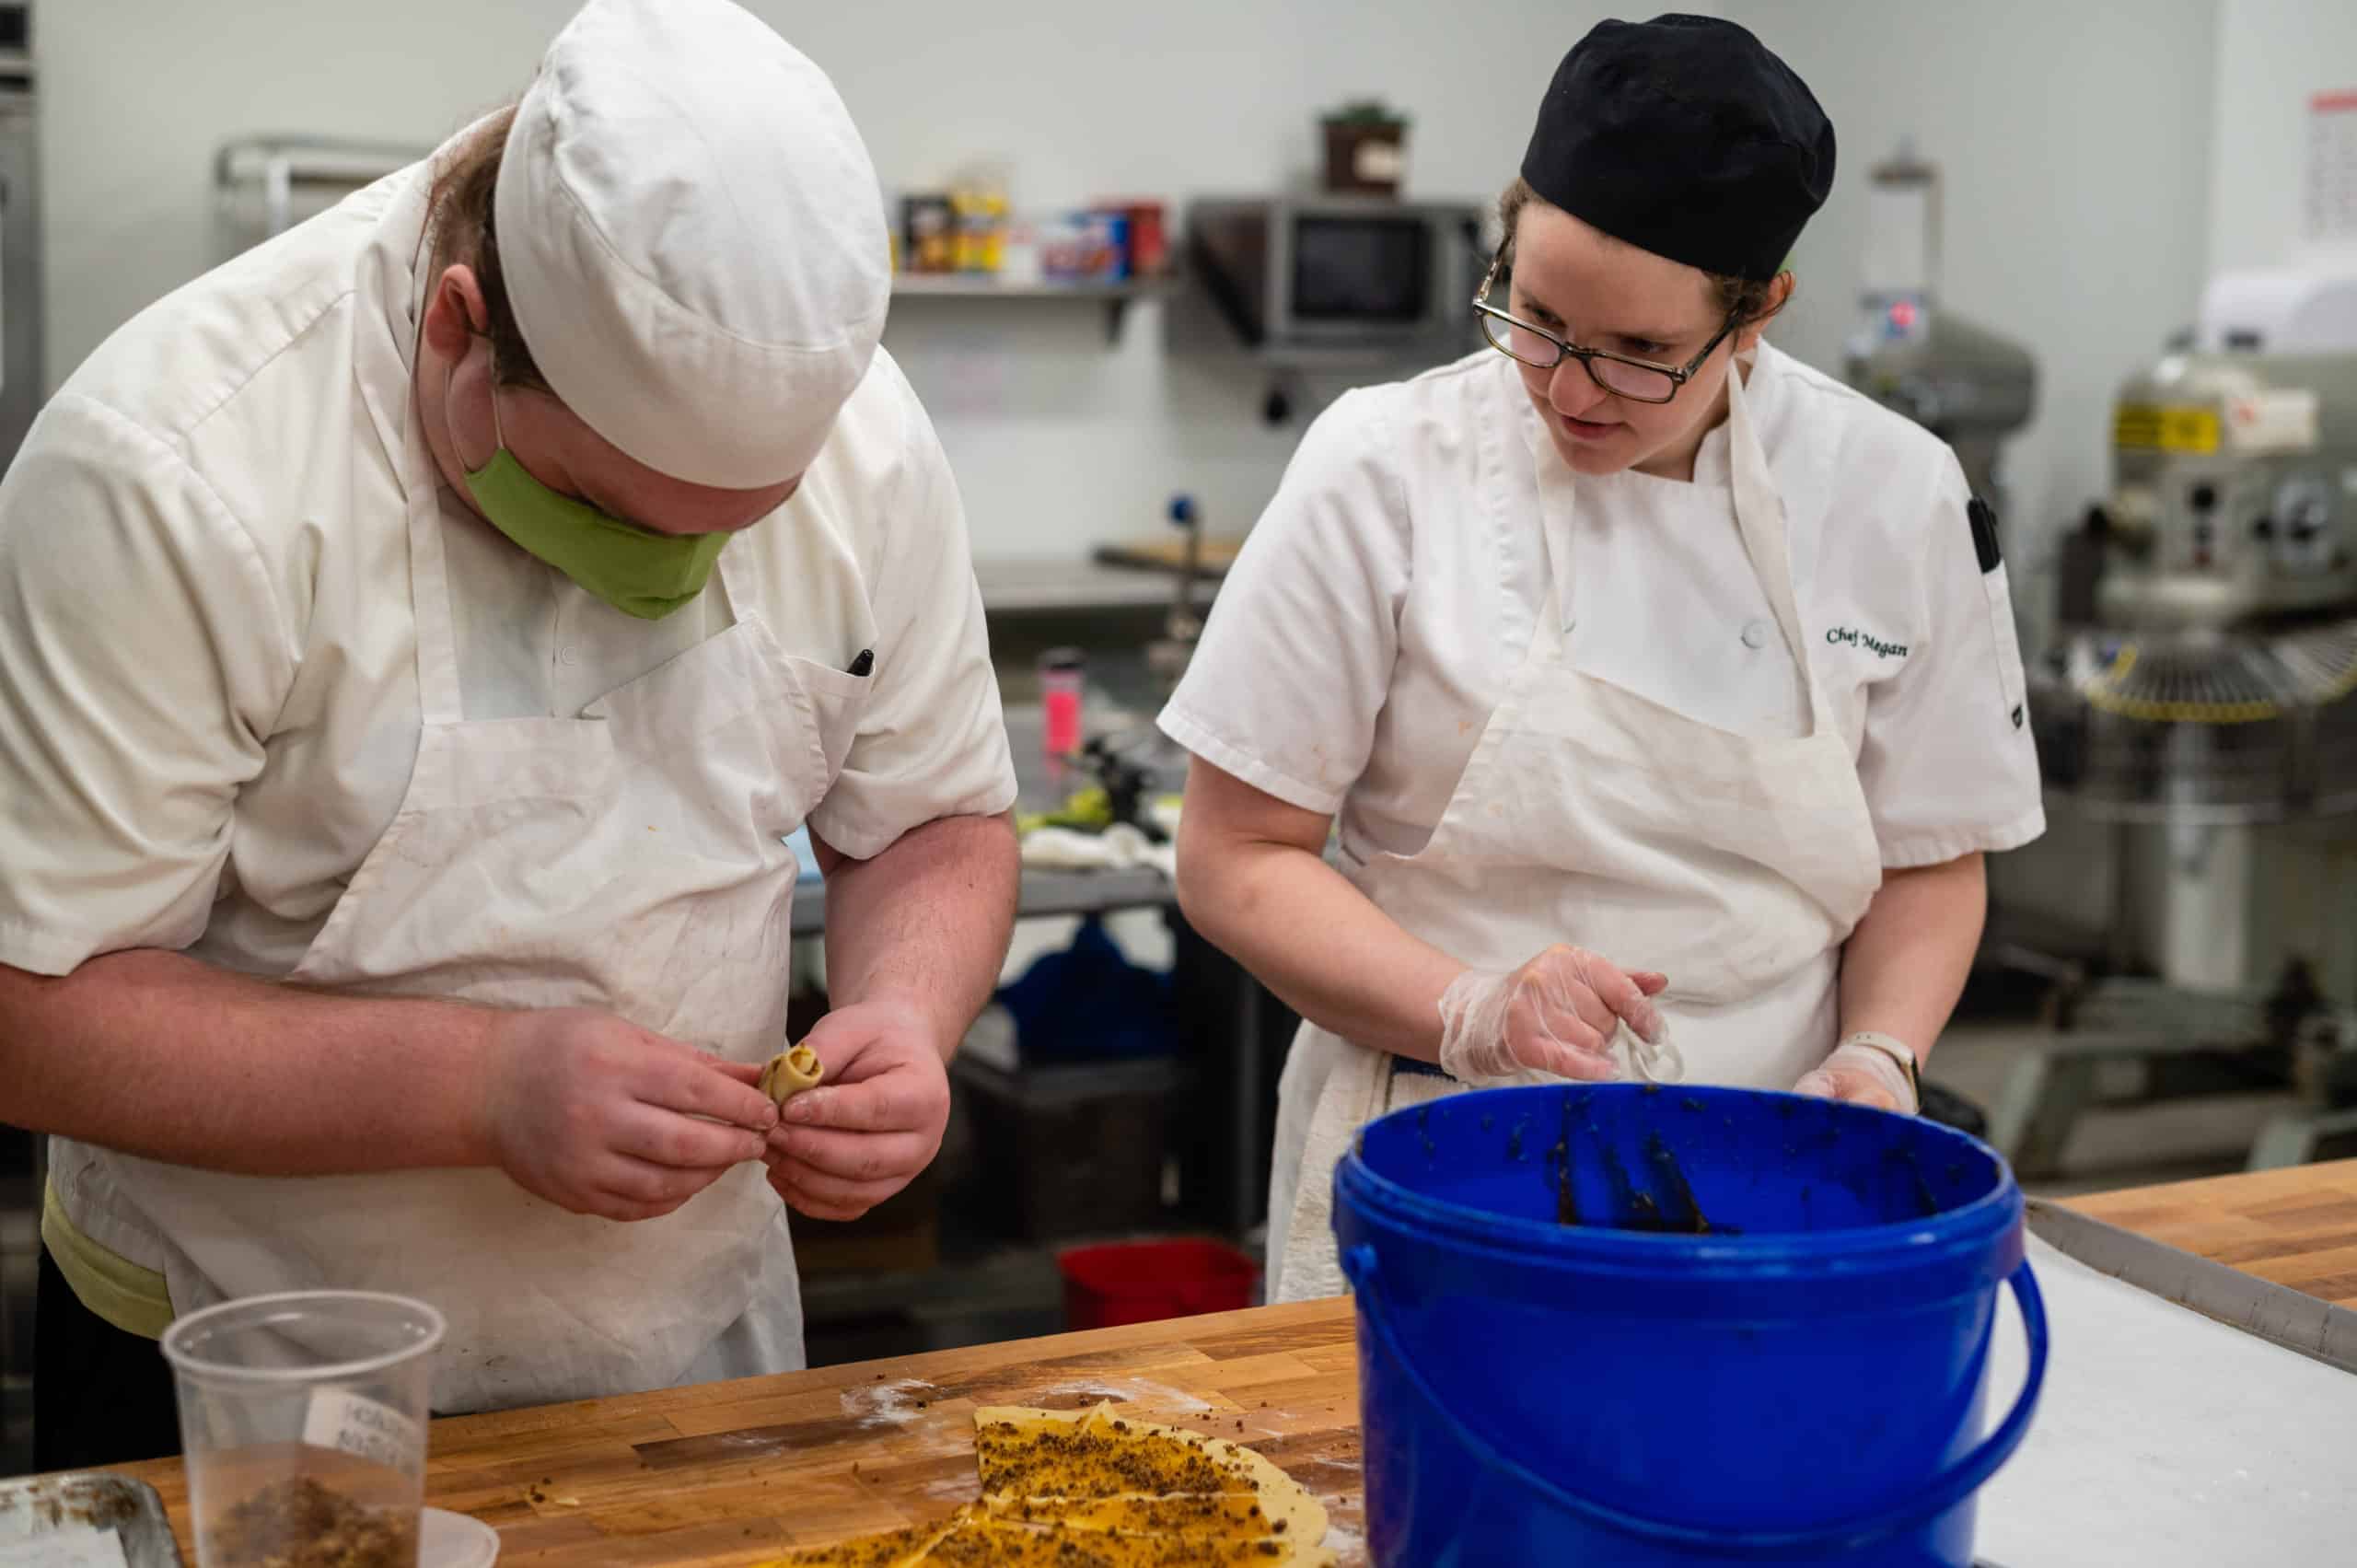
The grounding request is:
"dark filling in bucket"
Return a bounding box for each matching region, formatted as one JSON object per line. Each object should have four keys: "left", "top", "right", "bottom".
{"left": 1368, "top": 1085, "right": 1998, "bottom": 1242}
{"left": 1885, "top": 1143, "right": 1945, "bottom": 1219}
{"left": 1544, "top": 1095, "right": 1727, "bottom": 1236}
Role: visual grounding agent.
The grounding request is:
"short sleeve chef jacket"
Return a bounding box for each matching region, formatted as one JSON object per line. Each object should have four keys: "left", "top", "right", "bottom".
{"left": 0, "top": 163, "right": 1016, "bottom": 981}
{"left": 1160, "top": 344, "right": 2042, "bottom": 873}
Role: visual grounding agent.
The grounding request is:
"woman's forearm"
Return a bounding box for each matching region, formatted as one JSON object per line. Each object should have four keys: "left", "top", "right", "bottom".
{"left": 1177, "top": 835, "right": 1465, "bottom": 1062}
{"left": 1837, "top": 853, "right": 1987, "bottom": 1065}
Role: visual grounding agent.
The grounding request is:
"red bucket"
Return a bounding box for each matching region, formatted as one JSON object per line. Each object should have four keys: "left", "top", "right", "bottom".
{"left": 1059, "top": 1238, "right": 1261, "bottom": 1330}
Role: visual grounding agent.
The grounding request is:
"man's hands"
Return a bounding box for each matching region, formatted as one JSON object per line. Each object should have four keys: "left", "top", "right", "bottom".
{"left": 761, "top": 997, "right": 952, "bottom": 1222}
{"left": 482, "top": 1008, "right": 778, "bottom": 1222}
{"left": 482, "top": 1000, "right": 958, "bottom": 1228}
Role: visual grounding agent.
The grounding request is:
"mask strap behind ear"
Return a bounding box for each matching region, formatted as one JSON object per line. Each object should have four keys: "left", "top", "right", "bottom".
{"left": 470, "top": 332, "right": 510, "bottom": 456}
{"left": 487, "top": 364, "right": 509, "bottom": 454}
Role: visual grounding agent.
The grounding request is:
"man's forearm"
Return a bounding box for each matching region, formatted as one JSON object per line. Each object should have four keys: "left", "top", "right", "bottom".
{"left": 1837, "top": 853, "right": 1987, "bottom": 1064}
{"left": 816, "top": 812, "right": 1020, "bottom": 1054}
{"left": 0, "top": 948, "right": 498, "bottom": 1174}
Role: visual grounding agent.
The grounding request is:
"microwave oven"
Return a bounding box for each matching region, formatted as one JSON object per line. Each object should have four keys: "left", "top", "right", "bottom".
{"left": 1186, "top": 196, "right": 1486, "bottom": 356}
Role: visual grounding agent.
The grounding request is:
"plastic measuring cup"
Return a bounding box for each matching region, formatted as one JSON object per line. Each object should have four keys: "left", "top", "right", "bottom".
{"left": 162, "top": 1291, "right": 445, "bottom": 1568}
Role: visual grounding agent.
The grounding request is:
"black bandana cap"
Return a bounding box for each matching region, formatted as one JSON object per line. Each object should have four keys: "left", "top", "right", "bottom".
{"left": 1520, "top": 13, "right": 1834, "bottom": 282}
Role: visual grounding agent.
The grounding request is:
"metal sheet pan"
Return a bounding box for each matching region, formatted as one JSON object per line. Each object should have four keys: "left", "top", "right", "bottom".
{"left": 2026, "top": 1196, "right": 2357, "bottom": 1371}
{"left": 0, "top": 1472, "right": 181, "bottom": 1567}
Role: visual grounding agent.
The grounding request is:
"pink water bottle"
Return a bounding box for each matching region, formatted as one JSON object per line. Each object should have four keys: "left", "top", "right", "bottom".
{"left": 1039, "top": 647, "right": 1085, "bottom": 760}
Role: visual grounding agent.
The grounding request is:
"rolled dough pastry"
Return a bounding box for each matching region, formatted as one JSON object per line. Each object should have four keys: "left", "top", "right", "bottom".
{"left": 759, "top": 1043, "right": 824, "bottom": 1106}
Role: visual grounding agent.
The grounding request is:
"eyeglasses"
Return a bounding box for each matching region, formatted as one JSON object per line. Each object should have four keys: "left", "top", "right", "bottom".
{"left": 1471, "top": 250, "right": 1739, "bottom": 405}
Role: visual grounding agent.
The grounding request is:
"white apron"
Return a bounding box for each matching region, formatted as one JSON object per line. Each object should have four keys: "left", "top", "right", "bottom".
{"left": 1268, "top": 357, "right": 1886, "bottom": 1301}
{"left": 51, "top": 223, "right": 863, "bottom": 1409}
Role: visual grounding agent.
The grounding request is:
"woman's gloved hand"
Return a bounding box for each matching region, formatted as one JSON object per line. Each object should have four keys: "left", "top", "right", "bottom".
{"left": 1793, "top": 1037, "right": 1919, "bottom": 1113}
{"left": 1437, "top": 946, "right": 1668, "bottom": 1086}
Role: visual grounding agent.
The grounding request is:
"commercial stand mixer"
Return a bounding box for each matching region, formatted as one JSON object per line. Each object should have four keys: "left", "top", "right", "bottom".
{"left": 1994, "top": 255, "right": 2357, "bottom": 1172}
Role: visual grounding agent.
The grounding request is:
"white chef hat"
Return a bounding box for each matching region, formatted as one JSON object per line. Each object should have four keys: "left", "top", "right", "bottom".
{"left": 495, "top": 0, "right": 888, "bottom": 489}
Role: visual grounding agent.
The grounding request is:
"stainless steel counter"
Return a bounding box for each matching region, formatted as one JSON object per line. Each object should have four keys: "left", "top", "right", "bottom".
{"left": 791, "top": 701, "right": 1185, "bottom": 936}
{"left": 973, "top": 557, "right": 1202, "bottom": 614}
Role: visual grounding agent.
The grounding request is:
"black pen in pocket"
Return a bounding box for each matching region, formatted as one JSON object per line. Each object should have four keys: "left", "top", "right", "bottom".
{"left": 846, "top": 648, "right": 874, "bottom": 678}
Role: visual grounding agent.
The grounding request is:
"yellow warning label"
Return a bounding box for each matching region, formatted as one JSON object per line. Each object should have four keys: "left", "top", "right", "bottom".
{"left": 2113, "top": 403, "right": 2221, "bottom": 453}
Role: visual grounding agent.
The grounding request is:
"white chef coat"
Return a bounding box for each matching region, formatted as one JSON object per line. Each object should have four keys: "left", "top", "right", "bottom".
{"left": 1161, "top": 344, "right": 2043, "bottom": 877}
{"left": 0, "top": 165, "right": 1016, "bottom": 986}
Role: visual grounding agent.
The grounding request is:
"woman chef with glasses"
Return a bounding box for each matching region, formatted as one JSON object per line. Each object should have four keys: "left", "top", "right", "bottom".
{"left": 1159, "top": 15, "right": 2043, "bottom": 1300}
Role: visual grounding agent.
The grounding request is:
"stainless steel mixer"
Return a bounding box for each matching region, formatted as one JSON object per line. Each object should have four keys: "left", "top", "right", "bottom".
{"left": 1994, "top": 257, "right": 2357, "bottom": 1173}
{"left": 1840, "top": 142, "right": 2038, "bottom": 522}
{"left": 2032, "top": 349, "right": 2357, "bottom": 823}
{"left": 1845, "top": 312, "right": 2037, "bottom": 526}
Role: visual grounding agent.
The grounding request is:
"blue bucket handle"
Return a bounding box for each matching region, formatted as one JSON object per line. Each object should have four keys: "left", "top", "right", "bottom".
{"left": 1342, "top": 1243, "right": 2048, "bottom": 1559}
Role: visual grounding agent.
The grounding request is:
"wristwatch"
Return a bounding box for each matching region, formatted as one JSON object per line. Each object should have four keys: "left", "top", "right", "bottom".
{"left": 1840, "top": 1031, "right": 1921, "bottom": 1114}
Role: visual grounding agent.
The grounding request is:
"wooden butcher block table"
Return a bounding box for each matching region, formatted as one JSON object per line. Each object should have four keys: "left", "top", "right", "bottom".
{"left": 114, "top": 1159, "right": 2357, "bottom": 1564}
{"left": 2058, "top": 1157, "right": 2357, "bottom": 1309}
{"left": 121, "top": 1298, "right": 1366, "bottom": 1565}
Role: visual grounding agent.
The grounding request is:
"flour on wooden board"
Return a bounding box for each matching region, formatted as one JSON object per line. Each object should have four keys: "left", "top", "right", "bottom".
{"left": 840, "top": 1378, "right": 939, "bottom": 1427}
{"left": 1035, "top": 1377, "right": 1213, "bottom": 1415}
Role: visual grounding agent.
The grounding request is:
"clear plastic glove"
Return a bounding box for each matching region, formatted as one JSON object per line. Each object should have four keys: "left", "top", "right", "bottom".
{"left": 1437, "top": 946, "right": 1670, "bottom": 1086}
{"left": 1793, "top": 1039, "right": 1918, "bottom": 1113}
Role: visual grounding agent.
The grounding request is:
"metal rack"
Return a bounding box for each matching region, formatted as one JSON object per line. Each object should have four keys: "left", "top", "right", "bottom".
{"left": 0, "top": 13, "right": 39, "bottom": 478}
{"left": 888, "top": 273, "right": 1170, "bottom": 343}
{"left": 213, "top": 136, "right": 425, "bottom": 257}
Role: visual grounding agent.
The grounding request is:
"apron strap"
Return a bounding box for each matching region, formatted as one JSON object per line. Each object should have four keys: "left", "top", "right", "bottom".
{"left": 1523, "top": 416, "right": 1579, "bottom": 644}
{"left": 397, "top": 372, "right": 468, "bottom": 727}
{"left": 713, "top": 529, "right": 759, "bottom": 610}
{"left": 1721, "top": 354, "right": 1834, "bottom": 736}
{"left": 359, "top": 169, "right": 469, "bottom": 732}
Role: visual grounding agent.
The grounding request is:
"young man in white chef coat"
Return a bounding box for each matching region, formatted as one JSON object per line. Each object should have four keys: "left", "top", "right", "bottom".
{"left": 0, "top": 0, "right": 1019, "bottom": 1466}
{"left": 1163, "top": 15, "right": 2045, "bottom": 1300}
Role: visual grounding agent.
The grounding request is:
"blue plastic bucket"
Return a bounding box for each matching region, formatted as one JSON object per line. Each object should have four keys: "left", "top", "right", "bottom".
{"left": 1332, "top": 1084, "right": 2047, "bottom": 1566}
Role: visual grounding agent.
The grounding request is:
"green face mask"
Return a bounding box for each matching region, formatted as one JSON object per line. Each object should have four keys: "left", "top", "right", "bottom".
{"left": 458, "top": 382, "right": 727, "bottom": 621}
